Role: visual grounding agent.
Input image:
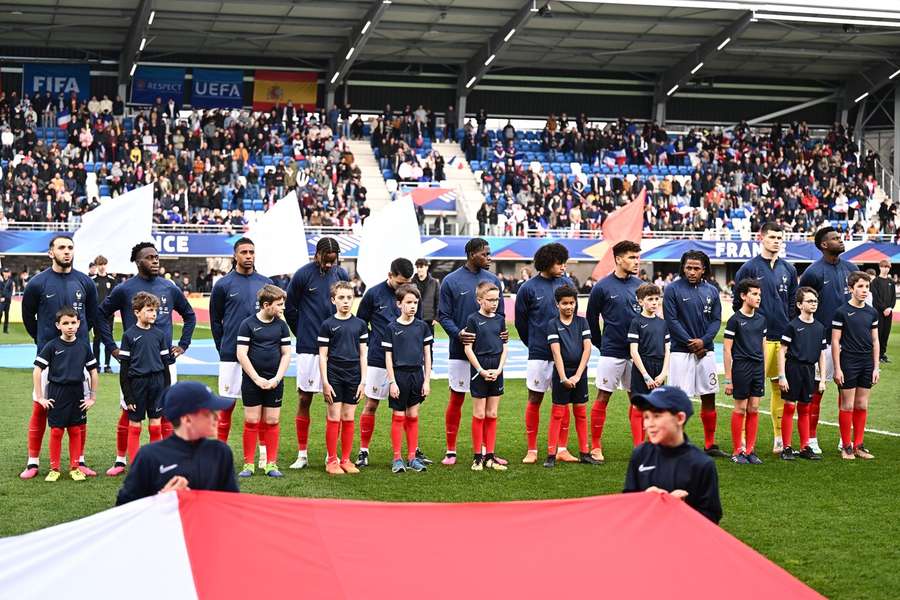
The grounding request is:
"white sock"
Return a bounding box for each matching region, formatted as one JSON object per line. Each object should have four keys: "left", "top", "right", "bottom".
{"left": 299, "top": 450, "right": 308, "bottom": 458}
{"left": 558, "top": 446, "right": 568, "bottom": 453}
{"left": 360, "top": 447, "right": 368, "bottom": 453}
{"left": 28, "top": 457, "right": 39, "bottom": 465}
{"left": 481, "top": 445, "right": 487, "bottom": 454}
{"left": 116, "top": 455, "right": 127, "bottom": 464}
{"left": 78, "top": 455, "right": 85, "bottom": 463}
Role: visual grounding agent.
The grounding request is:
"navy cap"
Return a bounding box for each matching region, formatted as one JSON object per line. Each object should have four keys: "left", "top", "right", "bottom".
{"left": 162, "top": 381, "right": 234, "bottom": 421}
{"left": 630, "top": 386, "right": 693, "bottom": 419}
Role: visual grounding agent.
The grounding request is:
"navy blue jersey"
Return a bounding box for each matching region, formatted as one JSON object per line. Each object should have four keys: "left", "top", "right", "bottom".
{"left": 663, "top": 278, "right": 721, "bottom": 353}
{"left": 627, "top": 314, "right": 669, "bottom": 360}
{"left": 732, "top": 255, "right": 797, "bottom": 341}
{"left": 586, "top": 273, "right": 642, "bottom": 358}
{"left": 724, "top": 310, "right": 767, "bottom": 361}
{"left": 547, "top": 315, "right": 591, "bottom": 368}
{"left": 357, "top": 281, "right": 404, "bottom": 368}
{"left": 465, "top": 311, "right": 507, "bottom": 357}
{"left": 98, "top": 275, "right": 196, "bottom": 351}
{"left": 209, "top": 270, "right": 272, "bottom": 361}
{"left": 22, "top": 268, "right": 98, "bottom": 352}
{"left": 318, "top": 315, "right": 368, "bottom": 366}
{"left": 798, "top": 257, "right": 857, "bottom": 339}
{"left": 34, "top": 337, "right": 97, "bottom": 384}
{"left": 382, "top": 318, "right": 433, "bottom": 368}
{"left": 514, "top": 274, "right": 574, "bottom": 360}
{"left": 119, "top": 325, "right": 170, "bottom": 376}
{"left": 236, "top": 315, "right": 292, "bottom": 378}
{"left": 781, "top": 317, "right": 826, "bottom": 364}
{"left": 832, "top": 302, "right": 878, "bottom": 355}
{"left": 438, "top": 266, "right": 504, "bottom": 360}
{"left": 284, "top": 261, "right": 350, "bottom": 354}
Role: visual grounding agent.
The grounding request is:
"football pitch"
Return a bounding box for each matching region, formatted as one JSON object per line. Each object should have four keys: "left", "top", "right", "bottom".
{"left": 1, "top": 325, "right": 899, "bottom": 599}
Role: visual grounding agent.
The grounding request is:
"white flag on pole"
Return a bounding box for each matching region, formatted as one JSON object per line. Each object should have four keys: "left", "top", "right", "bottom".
{"left": 356, "top": 195, "right": 422, "bottom": 287}
{"left": 245, "top": 191, "right": 307, "bottom": 278}
{"left": 73, "top": 184, "right": 154, "bottom": 275}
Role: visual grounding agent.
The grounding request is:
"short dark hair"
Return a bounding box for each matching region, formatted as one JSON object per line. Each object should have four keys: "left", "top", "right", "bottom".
{"left": 49, "top": 234, "right": 73, "bottom": 250}
{"left": 795, "top": 286, "right": 818, "bottom": 304}
{"left": 847, "top": 271, "right": 871, "bottom": 288}
{"left": 554, "top": 284, "right": 577, "bottom": 302}
{"left": 130, "top": 241, "right": 157, "bottom": 262}
{"left": 612, "top": 240, "right": 641, "bottom": 257}
{"left": 390, "top": 258, "right": 414, "bottom": 279}
{"left": 533, "top": 243, "right": 569, "bottom": 272}
{"left": 132, "top": 291, "right": 160, "bottom": 312}
{"left": 814, "top": 226, "right": 836, "bottom": 250}
{"left": 636, "top": 283, "right": 661, "bottom": 300}
{"left": 415, "top": 258, "right": 429, "bottom": 268}
{"left": 736, "top": 278, "right": 761, "bottom": 298}
{"left": 395, "top": 283, "right": 420, "bottom": 301}
{"left": 233, "top": 237, "right": 254, "bottom": 251}
{"left": 464, "top": 237, "right": 489, "bottom": 258}
{"left": 55, "top": 306, "right": 78, "bottom": 322}
{"left": 759, "top": 222, "right": 783, "bottom": 235}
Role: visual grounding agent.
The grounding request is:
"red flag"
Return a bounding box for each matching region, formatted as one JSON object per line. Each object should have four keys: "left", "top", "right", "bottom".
{"left": 591, "top": 188, "right": 645, "bottom": 280}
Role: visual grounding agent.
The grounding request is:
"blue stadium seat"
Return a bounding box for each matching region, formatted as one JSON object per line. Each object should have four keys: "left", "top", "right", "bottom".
{"left": 262, "top": 155, "right": 273, "bottom": 167}
{"left": 98, "top": 185, "right": 110, "bottom": 196}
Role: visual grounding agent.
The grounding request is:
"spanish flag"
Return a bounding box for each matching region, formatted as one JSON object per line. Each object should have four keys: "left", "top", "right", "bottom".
{"left": 252, "top": 70, "right": 318, "bottom": 111}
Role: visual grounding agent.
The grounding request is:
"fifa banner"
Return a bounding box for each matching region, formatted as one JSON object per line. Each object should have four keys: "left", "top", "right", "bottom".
{"left": 252, "top": 70, "right": 317, "bottom": 111}
{"left": 22, "top": 63, "right": 90, "bottom": 99}
{"left": 191, "top": 68, "right": 244, "bottom": 109}
{"left": 131, "top": 66, "right": 185, "bottom": 105}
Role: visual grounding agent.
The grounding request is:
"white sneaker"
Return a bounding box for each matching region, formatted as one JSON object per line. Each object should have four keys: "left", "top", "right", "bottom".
{"left": 808, "top": 438, "right": 822, "bottom": 455}
{"left": 289, "top": 455, "right": 308, "bottom": 469}
{"left": 772, "top": 437, "right": 783, "bottom": 455}
{"left": 258, "top": 448, "right": 268, "bottom": 469}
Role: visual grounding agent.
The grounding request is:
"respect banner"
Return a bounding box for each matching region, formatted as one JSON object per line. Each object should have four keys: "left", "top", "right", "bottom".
{"left": 131, "top": 66, "right": 185, "bottom": 105}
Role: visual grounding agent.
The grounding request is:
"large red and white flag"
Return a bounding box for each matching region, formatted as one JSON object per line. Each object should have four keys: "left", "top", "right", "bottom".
{"left": 591, "top": 188, "right": 646, "bottom": 280}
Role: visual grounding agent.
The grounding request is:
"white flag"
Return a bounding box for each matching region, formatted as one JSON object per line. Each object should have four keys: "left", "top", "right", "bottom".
{"left": 356, "top": 195, "right": 421, "bottom": 287}
{"left": 73, "top": 184, "right": 153, "bottom": 275}
{"left": 245, "top": 191, "right": 307, "bottom": 278}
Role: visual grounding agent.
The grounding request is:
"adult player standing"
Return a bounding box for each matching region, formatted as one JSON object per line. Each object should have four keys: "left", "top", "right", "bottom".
{"left": 91, "top": 255, "right": 117, "bottom": 374}
{"left": 20, "top": 235, "right": 98, "bottom": 479}
{"left": 98, "top": 242, "right": 197, "bottom": 476}
{"left": 284, "top": 237, "right": 349, "bottom": 469}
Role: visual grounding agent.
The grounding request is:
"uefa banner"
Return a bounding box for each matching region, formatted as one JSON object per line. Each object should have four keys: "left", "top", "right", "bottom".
{"left": 191, "top": 68, "right": 244, "bottom": 109}
{"left": 22, "top": 63, "right": 91, "bottom": 99}
{"left": 131, "top": 66, "right": 185, "bottom": 105}
{"left": 252, "top": 70, "right": 317, "bottom": 111}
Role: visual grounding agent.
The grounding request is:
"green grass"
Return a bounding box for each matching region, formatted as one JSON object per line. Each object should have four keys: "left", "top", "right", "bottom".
{"left": 1, "top": 336, "right": 899, "bottom": 599}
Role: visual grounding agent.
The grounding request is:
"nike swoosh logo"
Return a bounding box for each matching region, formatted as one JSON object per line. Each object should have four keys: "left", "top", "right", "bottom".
{"left": 134, "top": 335, "right": 142, "bottom": 341}
{"left": 823, "top": 280, "right": 830, "bottom": 285}
{"left": 54, "top": 350, "right": 64, "bottom": 355}
{"left": 478, "top": 321, "right": 486, "bottom": 326}
{"left": 638, "top": 464, "right": 656, "bottom": 472}
{"left": 331, "top": 326, "right": 341, "bottom": 331}
{"left": 396, "top": 330, "right": 404, "bottom": 335}
{"left": 253, "top": 327, "right": 262, "bottom": 332}
{"left": 640, "top": 324, "right": 648, "bottom": 328}
{"left": 229, "top": 292, "right": 239, "bottom": 297}
{"left": 739, "top": 322, "right": 747, "bottom": 326}
{"left": 535, "top": 296, "right": 544, "bottom": 301}
{"left": 797, "top": 327, "right": 805, "bottom": 331}
{"left": 459, "top": 291, "right": 469, "bottom": 295}
{"left": 308, "top": 287, "right": 317, "bottom": 292}
{"left": 46, "top": 294, "right": 55, "bottom": 298}
{"left": 848, "top": 312, "right": 855, "bottom": 316}
{"left": 610, "top": 295, "right": 618, "bottom": 299}
{"left": 682, "top": 297, "right": 690, "bottom": 302}
{"left": 159, "top": 464, "right": 178, "bottom": 474}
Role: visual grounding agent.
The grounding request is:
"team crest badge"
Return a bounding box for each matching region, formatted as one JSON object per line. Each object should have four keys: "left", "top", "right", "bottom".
{"left": 458, "top": 379, "right": 465, "bottom": 387}
{"left": 308, "top": 379, "right": 314, "bottom": 386}
{"left": 602, "top": 378, "right": 608, "bottom": 384}
{"left": 372, "top": 385, "right": 379, "bottom": 393}
{"left": 75, "top": 290, "right": 83, "bottom": 299}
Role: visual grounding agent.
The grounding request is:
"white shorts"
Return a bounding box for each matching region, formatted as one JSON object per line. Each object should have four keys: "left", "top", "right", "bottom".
{"left": 814, "top": 343, "right": 835, "bottom": 383}
{"left": 218, "top": 361, "right": 243, "bottom": 398}
{"left": 365, "top": 366, "right": 391, "bottom": 401}
{"left": 295, "top": 353, "right": 322, "bottom": 392}
{"left": 119, "top": 363, "right": 177, "bottom": 410}
{"left": 595, "top": 356, "right": 632, "bottom": 392}
{"left": 526, "top": 360, "right": 554, "bottom": 393}
{"left": 448, "top": 359, "right": 471, "bottom": 393}
{"left": 668, "top": 352, "right": 718, "bottom": 398}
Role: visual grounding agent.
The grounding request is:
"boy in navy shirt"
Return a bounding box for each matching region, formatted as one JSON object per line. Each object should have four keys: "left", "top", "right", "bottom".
{"left": 544, "top": 286, "right": 600, "bottom": 468}
{"left": 723, "top": 279, "right": 767, "bottom": 465}
{"left": 33, "top": 307, "right": 99, "bottom": 482}
{"left": 463, "top": 282, "right": 508, "bottom": 471}
{"left": 778, "top": 287, "right": 826, "bottom": 460}
{"left": 236, "top": 285, "right": 293, "bottom": 477}
{"left": 832, "top": 272, "right": 880, "bottom": 460}
{"left": 628, "top": 283, "right": 670, "bottom": 401}
{"left": 318, "top": 281, "right": 368, "bottom": 475}
{"left": 383, "top": 284, "right": 433, "bottom": 474}
{"left": 119, "top": 292, "right": 172, "bottom": 465}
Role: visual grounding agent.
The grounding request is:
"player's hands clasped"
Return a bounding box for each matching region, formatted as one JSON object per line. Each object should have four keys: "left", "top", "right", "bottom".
{"left": 562, "top": 378, "right": 576, "bottom": 389}
{"left": 159, "top": 475, "right": 190, "bottom": 494}
{"left": 170, "top": 346, "right": 185, "bottom": 358}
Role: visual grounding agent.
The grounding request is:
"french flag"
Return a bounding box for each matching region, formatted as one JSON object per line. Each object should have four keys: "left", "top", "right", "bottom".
{"left": 57, "top": 108, "right": 71, "bottom": 130}
{"left": 848, "top": 198, "right": 860, "bottom": 209}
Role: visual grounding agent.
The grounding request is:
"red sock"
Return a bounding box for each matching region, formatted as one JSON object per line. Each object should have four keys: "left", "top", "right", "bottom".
{"left": 148, "top": 423, "right": 162, "bottom": 443}
{"left": 359, "top": 413, "right": 376, "bottom": 450}
{"left": 445, "top": 391, "right": 465, "bottom": 452}
{"left": 49, "top": 427, "right": 63, "bottom": 470}
{"left": 404, "top": 416, "right": 419, "bottom": 462}
{"left": 797, "top": 403, "right": 811, "bottom": 448}
{"left": 391, "top": 414, "right": 405, "bottom": 460}
{"left": 258, "top": 421, "right": 268, "bottom": 448}
{"left": 809, "top": 391, "right": 822, "bottom": 437}
{"left": 79, "top": 423, "right": 87, "bottom": 458}
{"left": 67, "top": 426, "right": 82, "bottom": 470}
{"left": 242, "top": 421, "right": 259, "bottom": 465}
{"left": 852, "top": 408, "right": 868, "bottom": 448}
{"left": 559, "top": 409, "right": 571, "bottom": 448}
{"left": 745, "top": 412, "right": 759, "bottom": 455}
{"left": 629, "top": 405, "right": 645, "bottom": 447}
{"left": 325, "top": 419, "right": 340, "bottom": 464}
{"left": 484, "top": 416, "right": 498, "bottom": 455}
{"left": 730, "top": 411, "right": 745, "bottom": 455}
{"left": 590, "top": 401, "right": 607, "bottom": 450}
{"left": 701, "top": 409, "right": 717, "bottom": 449}
{"left": 548, "top": 404, "right": 566, "bottom": 455}
{"left": 340, "top": 420, "right": 354, "bottom": 463}
{"left": 573, "top": 404, "right": 589, "bottom": 453}
{"left": 127, "top": 423, "right": 142, "bottom": 463}
{"left": 160, "top": 417, "right": 173, "bottom": 440}
{"left": 116, "top": 410, "right": 129, "bottom": 457}
{"left": 471, "top": 416, "right": 484, "bottom": 454}
{"left": 27, "top": 402, "right": 48, "bottom": 459}
{"left": 525, "top": 402, "right": 541, "bottom": 452}
{"left": 781, "top": 402, "right": 796, "bottom": 448}
{"left": 265, "top": 423, "right": 280, "bottom": 464}
{"left": 838, "top": 409, "right": 853, "bottom": 447}
{"left": 295, "top": 415, "right": 310, "bottom": 451}
{"left": 217, "top": 403, "right": 236, "bottom": 442}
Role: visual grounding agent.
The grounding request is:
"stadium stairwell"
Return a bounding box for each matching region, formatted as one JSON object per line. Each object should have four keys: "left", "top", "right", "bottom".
{"left": 435, "top": 140, "right": 486, "bottom": 233}
{"left": 346, "top": 139, "right": 392, "bottom": 212}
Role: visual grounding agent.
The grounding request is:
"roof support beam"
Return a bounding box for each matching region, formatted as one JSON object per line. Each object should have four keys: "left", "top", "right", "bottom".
{"left": 117, "top": 0, "right": 154, "bottom": 87}
{"left": 841, "top": 57, "right": 900, "bottom": 110}
{"left": 327, "top": 0, "right": 390, "bottom": 92}
{"left": 739, "top": 93, "right": 838, "bottom": 127}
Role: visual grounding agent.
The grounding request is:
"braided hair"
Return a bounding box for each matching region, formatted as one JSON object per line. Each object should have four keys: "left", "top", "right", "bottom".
{"left": 314, "top": 237, "right": 341, "bottom": 267}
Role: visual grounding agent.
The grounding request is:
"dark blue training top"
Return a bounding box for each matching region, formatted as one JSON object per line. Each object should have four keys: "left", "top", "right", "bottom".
{"left": 438, "top": 266, "right": 504, "bottom": 360}
{"left": 236, "top": 315, "right": 292, "bottom": 378}
{"left": 98, "top": 275, "right": 196, "bottom": 351}
{"left": 663, "top": 278, "right": 721, "bottom": 353}
{"left": 732, "top": 255, "right": 798, "bottom": 341}
{"left": 382, "top": 318, "right": 433, "bottom": 367}
{"left": 318, "top": 315, "right": 368, "bottom": 367}
{"left": 284, "top": 261, "right": 350, "bottom": 355}
{"left": 22, "top": 268, "right": 98, "bottom": 352}
{"left": 832, "top": 302, "right": 878, "bottom": 355}
{"left": 209, "top": 270, "right": 272, "bottom": 362}
{"left": 627, "top": 314, "right": 669, "bottom": 360}
{"left": 514, "top": 274, "right": 574, "bottom": 360}
{"left": 798, "top": 257, "right": 857, "bottom": 339}
{"left": 724, "top": 310, "right": 767, "bottom": 361}
{"left": 465, "top": 311, "right": 507, "bottom": 357}
{"left": 547, "top": 315, "right": 591, "bottom": 368}
{"left": 357, "top": 281, "right": 404, "bottom": 368}
{"left": 781, "top": 317, "right": 826, "bottom": 364}
{"left": 586, "top": 272, "right": 642, "bottom": 358}
{"left": 119, "top": 325, "right": 170, "bottom": 376}
{"left": 34, "top": 337, "right": 98, "bottom": 384}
